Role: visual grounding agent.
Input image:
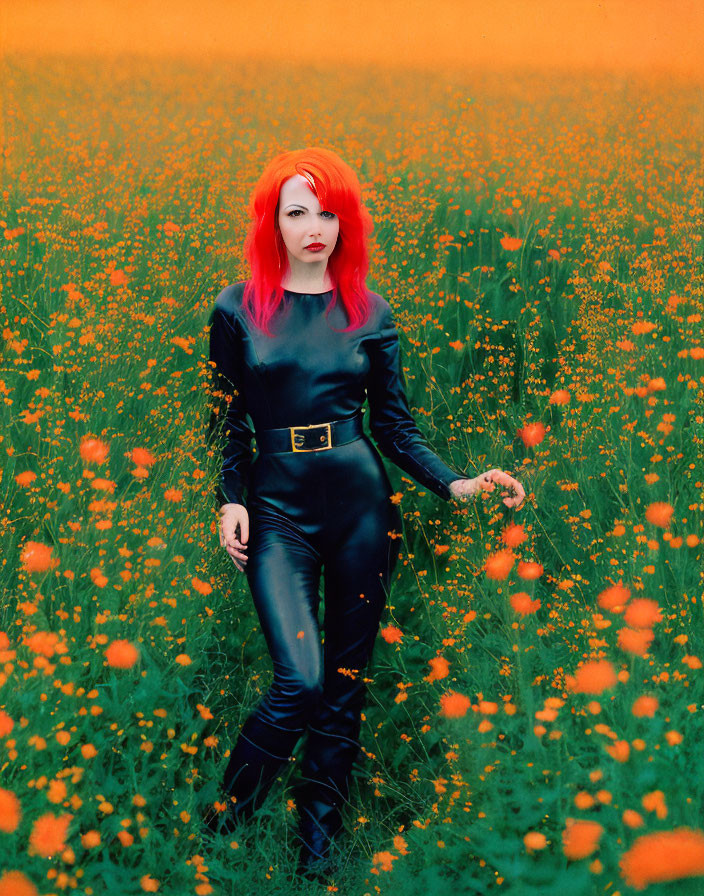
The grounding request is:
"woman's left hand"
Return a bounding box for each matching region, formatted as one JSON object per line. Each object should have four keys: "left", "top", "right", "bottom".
{"left": 450, "top": 469, "right": 526, "bottom": 509}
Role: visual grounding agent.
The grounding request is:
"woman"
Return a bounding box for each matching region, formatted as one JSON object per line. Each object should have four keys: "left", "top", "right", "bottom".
{"left": 205, "top": 147, "right": 525, "bottom": 877}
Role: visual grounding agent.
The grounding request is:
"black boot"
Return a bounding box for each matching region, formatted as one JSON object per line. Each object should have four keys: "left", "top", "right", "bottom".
{"left": 294, "top": 725, "right": 359, "bottom": 878}
{"left": 205, "top": 713, "right": 303, "bottom": 838}
{"left": 295, "top": 785, "right": 343, "bottom": 878}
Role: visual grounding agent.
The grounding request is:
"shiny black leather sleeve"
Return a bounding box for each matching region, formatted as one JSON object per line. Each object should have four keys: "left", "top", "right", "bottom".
{"left": 207, "top": 303, "right": 255, "bottom": 509}
{"left": 365, "top": 301, "right": 466, "bottom": 502}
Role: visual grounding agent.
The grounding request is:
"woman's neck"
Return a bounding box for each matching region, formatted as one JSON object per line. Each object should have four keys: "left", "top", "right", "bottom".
{"left": 280, "top": 280, "right": 334, "bottom": 294}
{"left": 280, "top": 259, "right": 333, "bottom": 295}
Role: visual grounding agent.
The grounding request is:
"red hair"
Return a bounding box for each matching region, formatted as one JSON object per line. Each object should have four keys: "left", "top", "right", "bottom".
{"left": 241, "top": 147, "right": 375, "bottom": 336}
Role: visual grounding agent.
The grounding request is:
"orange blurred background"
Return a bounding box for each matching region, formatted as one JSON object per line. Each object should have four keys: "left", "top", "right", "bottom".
{"left": 2, "top": 0, "right": 703, "bottom": 75}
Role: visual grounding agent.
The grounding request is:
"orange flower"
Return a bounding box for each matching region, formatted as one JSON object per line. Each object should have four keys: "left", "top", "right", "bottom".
{"left": 0, "top": 710, "right": 15, "bottom": 737}
{"left": 81, "top": 830, "right": 101, "bottom": 848}
{"left": 517, "top": 560, "right": 543, "bottom": 580}
{"left": 500, "top": 235, "right": 523, "bottom": 251}
{"left": 47, "top": 779, "right": 67, "bottom": 804}
{"left": 380, "top": 625, "right": 403, "bottom": 644}
{"left": 426, "top": 656, "right": 450, "bottom": 681}
{"left": 0, "top": 788, "right": 21, "bottom": 832}
{"left": 191, "top": 577, "right": 212, "bottom": 596}
{"left": 89, "top": 567, "right": 109, "bottom": 590}
{"left": 619, "top": 827, "right": 704, "bottom": 891}
{"left": 91, "top": 477, "right": 116, "bottom": 492}
{"left": 0, "top": 870, "right": 39, "bottom": 896}
{"left": 175, "top": 653, "right": 192, "bottom": 666}
{"left": 631, "top": 320, "right": 655, "bottom": 336}
{"left": 393, "top": 834, "right": 409, "bottom": 854}
{"left": 371, "top": 851, "right": 398, "bottom": 872}
{"left": 623, "top": 809, "right": 644, "bottom": 829}
{"left": 604, "top": 739, "right": 630, "bottom": 762}
{"left": 510, "top": 592, "right": 541, "bottom": 614}
{"left": 20, "top": 540, "right": 58, "bottom": 573}
{"left": 110, "top": 269, "right": 128, "bottom": 287}
{"left": 131, "top": 447, "right": 156, "bottom": 466}
{"left": 642, "top": 790, "right": 667, "bottom": 819}
{"left": 524, "top": 831, "right": 547, "bottom": 851}
{"left": 28, "top": 812, "right": 73, "bottom": 857}
{"left": 140, "top": 874, "right": 160, "bottom": 892}
{"left": 439, "top": 691, "right": 471, "bottom": 718}
{"left": 565, "top": 660, "right": 617, "bottom": 695}
{"left": 502, "top": 522, "right": 527, "bottom": 547}
{"left": 549, "top": 389, "right": 571, "bottom": 405}
{"left": 105, "top": 639, "right": 140, "bottom": 669}
{"left": 624, "top": 599, "right": 662, "bottom": 629}
{"left": 574, "top": 792, "right": 595, "bottom": 810}
{"left": 645, "top": 502, "right": 674, "bottom": 527}
{"left": 24, "top": 631, "right": 65, "bottom": 657}
{"left": 484, "top": 549, "right": 515, "bottom": 580}
{"left": 518, "top": 422, "right": 545, "bottom": 447}
{"left": 617, "top": 627, "right": 654, "bottom": 657}
{"left": 597, "top": 581, "right": 631, "bottom": 612}
{"left": 79, "top": 437, "right": 110, "bottom": 465}
{"left": 631, "top": 695, "right": 658, "bottom": 718}
{"left": 562, "top": 818, "right": 603, "bottom": 860}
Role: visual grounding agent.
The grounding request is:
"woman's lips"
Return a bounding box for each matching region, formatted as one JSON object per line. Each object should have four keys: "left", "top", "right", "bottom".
{"left": 305, "top": 244, "right": 325, "bottom": 251}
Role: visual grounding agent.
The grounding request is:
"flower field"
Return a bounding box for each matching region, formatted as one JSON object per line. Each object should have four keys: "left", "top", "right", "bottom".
{"left": 1, "top": 54, "right": 703, "bottom": 895}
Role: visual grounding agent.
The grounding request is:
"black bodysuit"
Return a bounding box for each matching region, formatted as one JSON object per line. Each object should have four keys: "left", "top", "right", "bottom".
{"left": 207, "top": 280, "right": 465, "bottom": 857}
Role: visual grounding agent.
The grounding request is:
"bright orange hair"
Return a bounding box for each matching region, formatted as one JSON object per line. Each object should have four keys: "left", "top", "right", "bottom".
{"left": 241, "top": 147, "right": 375, "bottom": 336}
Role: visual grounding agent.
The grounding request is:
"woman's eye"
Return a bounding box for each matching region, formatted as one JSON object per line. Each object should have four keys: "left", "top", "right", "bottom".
{"left": 287, "top": 210, "right": 336, "bottom": 218}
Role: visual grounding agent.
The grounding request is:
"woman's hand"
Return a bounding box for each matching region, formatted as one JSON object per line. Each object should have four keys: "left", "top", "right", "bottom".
{"left": 219, "top": 503, "right": 249, "bottom": 571}
{"left": 450, "top": 469, "right": 525, "bottom": 509}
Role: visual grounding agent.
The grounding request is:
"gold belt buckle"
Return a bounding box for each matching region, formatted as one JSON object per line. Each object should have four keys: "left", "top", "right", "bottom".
{"left": 290, "top": 422, "right": 332, "bottom": 452}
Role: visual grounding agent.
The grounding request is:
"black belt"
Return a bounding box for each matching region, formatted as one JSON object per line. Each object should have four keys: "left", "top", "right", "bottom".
{"left": 255, "top": 410, "right": 365, "bottom": 454}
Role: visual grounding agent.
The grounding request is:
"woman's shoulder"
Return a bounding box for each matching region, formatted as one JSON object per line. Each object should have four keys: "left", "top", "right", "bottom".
{"left": 209, "top": 282, "right": 249, "bottom": 332}
{"left": 213, "top": 280, "right": 247, "bottom": 313}
{"left": 363, "top": 289, "right": 398, "bottom": 333}
{"left": 359, "top": 287, "right": 392, "bottom": 324}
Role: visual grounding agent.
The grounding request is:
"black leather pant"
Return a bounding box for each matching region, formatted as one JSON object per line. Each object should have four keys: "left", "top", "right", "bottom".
{"left": 221, "top": 436, "right": 403, "bottom": 858}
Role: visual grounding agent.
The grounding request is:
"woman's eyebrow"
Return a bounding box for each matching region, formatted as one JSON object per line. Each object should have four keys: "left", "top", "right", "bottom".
{"left": 284, "top": 203, "right": 308, "bottom": 210}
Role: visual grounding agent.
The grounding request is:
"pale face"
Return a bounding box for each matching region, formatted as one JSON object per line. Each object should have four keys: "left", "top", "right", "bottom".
{"left": 276, "top": 174, "right": 340, "bottom": 272}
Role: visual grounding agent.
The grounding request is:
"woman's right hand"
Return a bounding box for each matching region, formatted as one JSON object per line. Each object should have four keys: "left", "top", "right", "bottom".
{"left": 219, "top": 503, "right": 249, "bottom": 572}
